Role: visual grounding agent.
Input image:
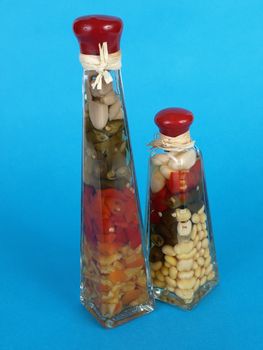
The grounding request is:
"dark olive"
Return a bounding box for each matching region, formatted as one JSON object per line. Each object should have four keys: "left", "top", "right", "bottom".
{"left": 161, "top": 209, "right": 178, "bottom": 227}
{"left": 156, "top": 222, "right": 178, "bottom": 246}
{"left": 151, "top": 233, "right": 164, "bottom": 247}
{"left": 186, "top": 186, "right": 204, "bottom": 213}
{"left": 104, "top": 120, "right": 124, "bottom": 136}
{"left": 92, "top": 129, "right": 109, "bottom": 143}
{"left": 150, "top": 246, "right": 164, "bottom": 263}
{"left": 169, "top": 195, "right": 182, "bottom": 209}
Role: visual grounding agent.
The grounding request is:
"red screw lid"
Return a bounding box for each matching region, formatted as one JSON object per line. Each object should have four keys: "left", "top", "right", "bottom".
{"left": 154, "top": 108, "right": 194, "bottom": 137}
{"left": 73, "top": 15, "right": 123, "bottom": 55}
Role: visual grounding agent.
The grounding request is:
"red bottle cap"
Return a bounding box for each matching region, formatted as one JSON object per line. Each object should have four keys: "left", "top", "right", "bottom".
{"left": 154, "top": 108, "right": 194, "bottom": 137}
{"left": 73, "top": 15, "right": 123, "bottom": 55}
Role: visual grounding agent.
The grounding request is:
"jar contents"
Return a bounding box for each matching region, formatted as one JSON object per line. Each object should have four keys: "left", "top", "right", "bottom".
{"left": 147, "top": 108, "right": 218, "bottom": 309}
{"left": 82, "top": 78, "right": 149, "bottom": 315}
{"left": 74, "top": 15, "right": 154, "bottom": 327}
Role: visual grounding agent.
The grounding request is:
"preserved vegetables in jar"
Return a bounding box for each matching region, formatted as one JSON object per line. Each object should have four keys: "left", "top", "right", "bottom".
{"left": 73, "top": 15, "right": 154, "bottom": 327}
{"left": 146, "top": 108, "right": 219, "bottom": 309}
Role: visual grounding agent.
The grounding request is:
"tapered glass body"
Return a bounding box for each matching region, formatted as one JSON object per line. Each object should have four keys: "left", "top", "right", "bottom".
{"left": 146, "top": 144, "right": 218, "bottom": 309}
{"left": 80, "top": 69, "right": 154, "bottom": 327}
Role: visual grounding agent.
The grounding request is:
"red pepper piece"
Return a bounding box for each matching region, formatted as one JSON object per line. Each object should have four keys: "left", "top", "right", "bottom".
{"left": 186, "top": 159, "right": 201, "bottom": 190}
{"left": 115, "top": 227, "right": 129, "bottom": 245}
{"left": 127, "top": 225, "right": 142, "bottom": 249}
{"left": 151, "top": 186, "right": 169, "bottom": 212}
{"left": 150, "top": 210, "right": 161, "bottom": 224}
{"left": 167, "top": 170, "right": 187, "bottom": 194}
{"left": 96, "top": 233, "right": 116, "bottom": 243}
{"left": 167, "top": 159, "right": 201, "bottom": 194}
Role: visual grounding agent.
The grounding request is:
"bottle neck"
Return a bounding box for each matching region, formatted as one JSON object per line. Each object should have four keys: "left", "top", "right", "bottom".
{"left": 149, "top": 131, "right": 195, "bottom": 152}
{"left": 83, "top": 70, "right": 123, "bottom": 101}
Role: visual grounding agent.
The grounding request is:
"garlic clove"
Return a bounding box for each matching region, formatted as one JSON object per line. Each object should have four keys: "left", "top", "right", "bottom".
{"left": 150, "top": 169, "right": 165, "bottom": 193}
{"left": 109, "top": 99, "right": 122, "bottom": 120}
{"left": 100, "top": 90, "right": 117, "bottom": 105}
{"left": 88, "top": 101, "right": 109, "bottom": 130}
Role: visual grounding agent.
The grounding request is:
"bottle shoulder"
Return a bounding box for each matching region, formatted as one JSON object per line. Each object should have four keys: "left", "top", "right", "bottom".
{"left": 150, "top": 145, "right": 202, "bottom": 157}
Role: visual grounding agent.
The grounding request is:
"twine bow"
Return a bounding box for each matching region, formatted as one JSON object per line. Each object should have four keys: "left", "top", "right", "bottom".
{"left": 79, "top": 42, "right": 122, "bottom": 90}
{"left": 149, "top": 131, "right": 195, "bottom": 151}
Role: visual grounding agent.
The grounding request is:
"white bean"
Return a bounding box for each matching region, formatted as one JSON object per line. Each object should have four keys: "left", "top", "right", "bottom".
{"left": 199, "top": 213, "right": 207, "bottom": 223}
{"left": 156, "top": 271, "right": 165, "bottom": 282}
{"left": 165, "top": 255, "right": 177, "bottom": 266}
{"left": 202, "top": 238, "right": 209, "bottom": 249}
{"left": 196, "top": 241, "right": 202, "bottom": 251}
{"left": 174, "top": 241, "right": 194, "bottom": 255}
{"left": 191, "top": 213, "right": 200, "bottom": 224}
{"left": 165, "top": 276, "right": 177, "bottom": 288}
{"left": 151, "top": 261, "right": 162, "bottom": 271}
{"left": 204, "top": 248, "right": 210, "bottom": 258}
{"left": 204, "top": 255, "right": 211, "bottom": 267}
{"left": 177, "top": 277, "right": 196, "bottom": 290}
{"left": 154, "top": 279, "right": 165, "bottom": 288}
{"left": 200, "top": 276, "right": 207, "bottom": 286}
{"left": 198, "top": 230, "right": 205, "bottom": 240}
{"left": 178, "top": 270, "right": 194, "bottom": 280}
{"left": 162, "top": 245, "right": 176, "bottom": 256}
{"left": 194, "top": 251, "right": 199, "bottom": 260}
{"left": 175, "top": 288, "right": 194, "bottom": 300}
{"left": 194, "top": 279, "right": 200, "bottom": 291}
{"left": 169, "top": 266, "right": 178, "bottom": 279}
{"left": 194, "top": 267, "right": 201, "bottom": 278}
{"left": 203, "top": 229, "right": 208, "bottom": 238}
{"left": 193, "top": 235, "right": 199, "bottom": 247}
{"left": 191, "top": 224, "right": 197, "bottom": 240}
{"left": 177, "top": 248, "right": 197, "bottom": 260}
{"left": 205, "top": 264, "right": 213, "bottom": 275}
{"left": 197, "top": 257, "right": 205, "bottom": 266}
{"left": 177, "top": 259, "right": 194, "bottom": 272}
{"left": 197, "top": 223, "right": 202, "bottom": 231}
{"left": 199, "top": 248, "right": 205, "bottom": 257}
{"left": 161, "top": 266, "right": 169, "bottom": 276}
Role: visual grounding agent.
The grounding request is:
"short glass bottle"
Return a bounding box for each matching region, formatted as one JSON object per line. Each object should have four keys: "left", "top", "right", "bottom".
{"left": 146, "top": 108, "right": 219, "bottom": 309}
{"left": 73, "top": 15, "right": 154, "bottom": 327}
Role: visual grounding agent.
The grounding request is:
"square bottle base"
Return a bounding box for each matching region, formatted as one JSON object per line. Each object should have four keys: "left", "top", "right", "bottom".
{"left": 154, "top": 276, "right": 219, "bottom": 310}
{"left": 80, "top": 296, "right": 155, "bottom": 328}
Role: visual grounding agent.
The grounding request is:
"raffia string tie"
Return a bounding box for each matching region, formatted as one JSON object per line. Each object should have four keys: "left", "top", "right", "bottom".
{"left": 149, "top": 131, "right": 195, "bottom": 151}
{"left": 79, "top": 42, "right": 121, "bottom": 90}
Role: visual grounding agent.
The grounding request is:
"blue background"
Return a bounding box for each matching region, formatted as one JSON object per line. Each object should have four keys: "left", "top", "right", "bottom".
{"left": 1, "top": 0, "right": 263, "bottom": 349}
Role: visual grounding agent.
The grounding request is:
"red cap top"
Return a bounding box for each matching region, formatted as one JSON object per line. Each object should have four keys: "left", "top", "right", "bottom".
{"left": 154, "top": 108, "right": 194, "bottom": 137}
{"left": 73, "top": 15, "right": 123, "bottom": 55}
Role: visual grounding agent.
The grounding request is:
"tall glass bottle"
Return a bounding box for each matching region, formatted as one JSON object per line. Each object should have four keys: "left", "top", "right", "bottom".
{"left": 146, "top": 108, "right": 219, "bottom": 309}
{"left": 73, "top": 15, "right": 154, "bottom": 328}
